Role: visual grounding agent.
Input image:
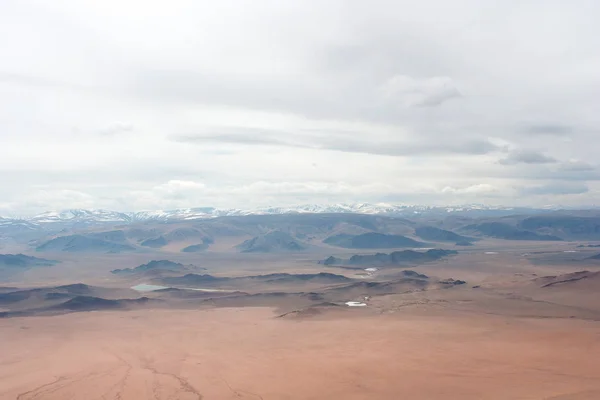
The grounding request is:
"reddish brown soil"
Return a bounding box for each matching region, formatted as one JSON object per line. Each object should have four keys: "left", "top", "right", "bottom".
{"left": 1, "top": 307, "right": 599, "bottom": 400}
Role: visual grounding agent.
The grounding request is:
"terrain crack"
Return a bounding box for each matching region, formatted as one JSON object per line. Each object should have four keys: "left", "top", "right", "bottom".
{"left": 142, "top": 361, "right": 202, "bottom": 399}
{"left": 220, "top": 376, "right": 264, "bottom": 399}
{"left": 16, "top": 377, "right": 66, "bottom": 400}
{"left": 104, "top": 350, "right": 133, "bottom": 400}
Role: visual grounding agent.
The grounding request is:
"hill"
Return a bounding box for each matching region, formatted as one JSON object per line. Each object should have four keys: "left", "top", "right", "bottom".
{"left": 160, "top": 274, "right": 225, "bottom": 286}
{"left": 36, "top": 233, "right": 136, "bottom": 253}
{"left": 461, "top": 222, "right": 563, "bottom": 241}
{"left": 323, "top": 278, "right": 430, "bottom": 298}
{"left": 400, "top": 270, "right": 429, "bottom": 279}
{"left": 414, "top": 226, "right": 473, "bottom": 243}
{"left": 0, "top": 254, "right": 58, "bottom": 278}
{"left": 181, "top": 238, "right": 213, "bottom": 252}
{"left": 323, "top": 249, "right": 458, "bottom": 266}
{"left": 0, "top": 284, "right": 139, "bottom": 310}
{"left": 324, "top": 232, "right": 426, "bottom": 249}
{"left": 111, "top": 260, "right": 195, "bottom": 275}
{"left": 257, "top": 272, "right": 352, "bottom": 285}
{"left": 535, "top": 270, "right": 600, "bottom": 289}
{"left": 159, "top": 272, "right": 352, "bottom": 288}
{"left": 518, "top": 216, "right": 600, "bottom": 239}
{"left": 164, "top": 227, "right": 210, "bottom": 242}
{"left": 140, "top": 236, "right": 168, "bottom": 248}
{"left": 181, "top": 243, "right": 209, "bottom": 252}
{"left": 236, "top": 231, "right": 307, "bottom": 253}
{"left": 455, "top": 240, "right": 474, "bottom": 246}
{"left": 0, "top": 254, "right": 57, "bottom": 268}
{"left": 51, "top": 296, "right": 156, "bottom": 311}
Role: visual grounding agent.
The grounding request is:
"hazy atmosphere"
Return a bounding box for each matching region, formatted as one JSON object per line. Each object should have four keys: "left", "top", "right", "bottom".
{"left": 1, "top": 0, "right": 600, "bottom": 215}
{"left": 2, "top": 4, "right": 600, "bottom": 398}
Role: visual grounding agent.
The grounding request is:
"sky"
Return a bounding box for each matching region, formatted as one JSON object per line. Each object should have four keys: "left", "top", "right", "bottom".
{"left": 1, "top": 0, "right": 599, "bottom": 215}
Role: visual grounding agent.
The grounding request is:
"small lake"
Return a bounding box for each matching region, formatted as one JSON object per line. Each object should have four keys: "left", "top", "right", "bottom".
{"left": 131, "top": 284, "right": 169, "bottom": 292}
{"left": 131, "top": 283, "right": 236, "bottom": 293}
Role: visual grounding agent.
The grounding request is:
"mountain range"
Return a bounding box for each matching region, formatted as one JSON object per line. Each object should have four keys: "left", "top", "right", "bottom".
{"left": 6, "top": 206, "right": 600, "bottom": 254}
{"left": 0, "top": 204, "right": 551, "bottom": 229}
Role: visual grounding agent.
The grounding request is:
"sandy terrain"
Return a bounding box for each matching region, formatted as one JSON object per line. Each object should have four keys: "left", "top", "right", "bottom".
{"left": 1, "top": 307, "right": 599, "bottom": 400}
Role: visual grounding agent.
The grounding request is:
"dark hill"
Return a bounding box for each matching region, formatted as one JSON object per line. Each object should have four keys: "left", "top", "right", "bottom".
{"left": 0, "top": 289, "right": 41, "bottom": 304}
{"left": 161, "top": 274, "right": 224, "bottom": 286}
{"left": 52, "top": 296, "right": 156, "bottom": 311}
{"left": 401, "top": 270, "right": 429, "bottom": 279}
{"left": 160, "top": 272, "right": 352, "bottom": 287}
{"left": 152, "top": 288, "right": 247, "bottom": 300}
{"left": 536, "top": 271, "right": 600, "bottom": 288}
{"left": 0, "top": 284, "right": 136, "bottom": 307}
{"left": 324, "top": 232, "right": 426, "bottom": 249}
{"left": 322, "top": 256, "right": 342, "bottom": 266}
{"left": 164, "top": 227, "right": 208, "bottom": 242}
{"left": 181, "top": 243, "right": 209, "bottom": 252}
{"left": 325, "top": 249, "right": 457, "bottom": 266}
{"left": 325, "top": 278, "right": 429, "bottom": 298}
{"left": 54, "top": 283, "right": 93, "bottom": 294}
{"left": 0, "top": 254, "right": 57, "bottom": 268}
{"left": 462, "top": 222, "right": 562, "bottom": 241}
{"left": 259, "top": 272, "right": 352, "bottom": 284}
{"left": 140, "top": 236, "right": 168, "bottom": 248}
{"left": 36, "top": 235, "right": 136, "bottom": 253}
{"left": 414, "top": 226, "right": 473, "bottom": 243}
{"left": 518, "top": 216, "right": 600, "bottom": 239}
{"left": 86, "top": 230, "right": 127, "bottom": 242}
{"left": 112, "top": 260, "right": 191, "bottom": 275}
{"left": 236, "top": 231, "right": 307, "bottom": 253}
{"left": 455, "top": 240, "right": 474, "bottom": 246}
{"left": 438, "top": 278, "right": 466, "bottom": 285}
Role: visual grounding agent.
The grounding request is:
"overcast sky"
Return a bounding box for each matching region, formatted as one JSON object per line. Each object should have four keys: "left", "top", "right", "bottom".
{"left": 1, "top": 0, "right": 599, "bottom": 215}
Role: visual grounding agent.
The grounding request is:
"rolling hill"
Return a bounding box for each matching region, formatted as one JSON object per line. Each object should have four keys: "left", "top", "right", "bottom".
{"left": 111, "top": 260, "right": 196, "bottom": 276}
{"left": 536, "top": 270, "right": 600, "bottom": 289}
{"left": 0, "top": 253, "right": 57, "bottom": 268}
{"left": 324, "top": 232, "right": 426, "bottom": 249}
{"left": 323, "top": 249, "right": 457, "bottom": 266}
{"left": 414, "top": 226, "right": 473, "bottom": 243}
{"left": 159, "top": 272, "right": 352, "bottom": 288}
{"left": 460, "top": 222, "right": 563, "bottom": 241}
{"left": 36, "top": 233, "right": 136, "bottom": 253}
{"left": 236, "top": 231, "right": 307, "bottom": 253}
{"left": 518, "top": 216, "right": 600, "bottom": 239}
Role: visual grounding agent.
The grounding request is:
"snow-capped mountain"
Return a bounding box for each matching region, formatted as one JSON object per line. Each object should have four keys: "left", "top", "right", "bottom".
{"left": 0, "top": 203, "right": 545, "bottom": 231}
{"left": 28, "top": 209, "right": 134, "bottom": 224}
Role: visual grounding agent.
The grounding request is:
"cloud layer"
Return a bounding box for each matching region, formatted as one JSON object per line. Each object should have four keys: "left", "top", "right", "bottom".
{"left": 1, "top": 0, "right": 599, "bottom": 214}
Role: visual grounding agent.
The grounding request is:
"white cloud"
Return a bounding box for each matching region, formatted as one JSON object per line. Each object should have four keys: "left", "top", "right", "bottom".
{"left": 382, "top": 75, "right": 461, "bottom": 107}
{"left": 0, "top": 0, "right": 599, "bottom": 213}
{"left": 498, "top": 150, "right": 557, "bottom": 165}
{"left": 3, "top": 190, "right": 96, "bottom": 215}
{"left": 519, "top": 182, "right": 589, "bottom": 196}
{"left": 96, "top": 122, "right": 134, "bottom": 137}
{"left": 441, "top": 184, "right": 499, "bottom": 195}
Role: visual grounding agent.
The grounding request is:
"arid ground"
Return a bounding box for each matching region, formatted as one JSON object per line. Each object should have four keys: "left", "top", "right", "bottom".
{"left": 1, "top": 306, "right": 599, "bottom": 400}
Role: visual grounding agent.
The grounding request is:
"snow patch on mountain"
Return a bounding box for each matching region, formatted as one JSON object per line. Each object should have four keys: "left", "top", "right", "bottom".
{"left": 0, "top": 203, "right": 550, "bottom": 229}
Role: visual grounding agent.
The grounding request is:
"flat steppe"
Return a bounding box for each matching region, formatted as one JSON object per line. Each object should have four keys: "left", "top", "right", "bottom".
{"left": 1, "top": 306, "right": 599, "bottom": 400}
